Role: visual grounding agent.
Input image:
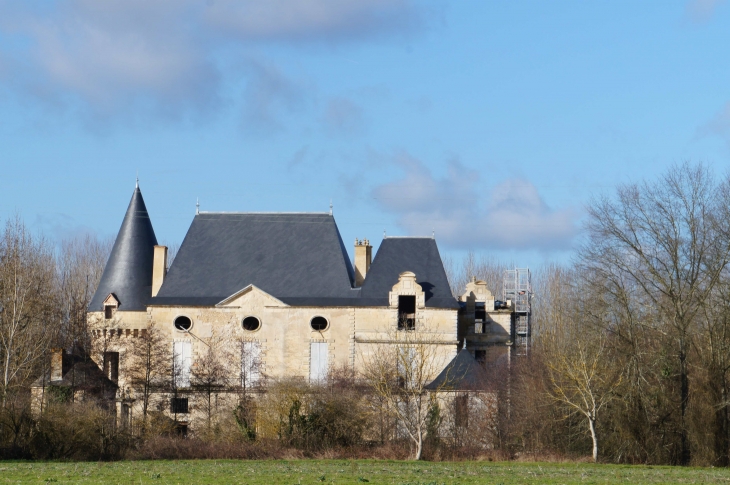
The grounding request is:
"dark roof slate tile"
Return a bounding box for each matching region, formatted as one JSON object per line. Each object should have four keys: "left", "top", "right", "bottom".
{"left": 89, "top": 187, "right": 158, "bottom": 312}
{"left": 155, "top": 213, "right": 356, "bottom": 301}
{"left": 359, "top": 237, "right": 459, "bottom": 309}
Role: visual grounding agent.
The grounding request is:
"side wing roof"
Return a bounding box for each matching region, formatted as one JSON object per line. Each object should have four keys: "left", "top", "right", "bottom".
{"left": 426, "top": 348, "right": 490, "bottom": 391}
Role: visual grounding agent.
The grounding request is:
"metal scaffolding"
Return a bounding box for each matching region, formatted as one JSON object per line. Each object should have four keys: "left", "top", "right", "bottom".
{"left": 503, "top": 268, "right": 531, "bottom": 355}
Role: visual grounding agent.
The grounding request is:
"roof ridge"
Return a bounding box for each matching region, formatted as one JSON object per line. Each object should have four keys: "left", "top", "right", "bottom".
{"left": 384, "top": 236, "right": 435, "bottom": 239}
{"left": 198, "top": 211, "right": 331, "bottom": 215}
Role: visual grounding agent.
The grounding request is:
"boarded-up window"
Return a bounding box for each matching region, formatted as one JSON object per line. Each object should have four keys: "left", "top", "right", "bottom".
{"left": 310, "top": 342, "right": 328, "bottom": 382}
{"left": 103, "top": 351, "right": 119, "bottom": 383}
{"left": 455, "top": 394, "right": 469, "bottom": 428}
{"left": 171, "top": 397, "right": 189, "bottom": 414}
{"left": 173, "top": 341, "right": 192, "bottom": 388}
{"left": 241, "top": 341, "right": 262, "bottom": 388}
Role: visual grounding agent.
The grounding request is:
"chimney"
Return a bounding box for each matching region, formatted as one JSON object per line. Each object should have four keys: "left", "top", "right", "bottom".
{"left": 354, "top": 238, "right": 372, "bottom": 287}
{"left": 50, "top": 348, "right": 63, "bottom": 382}
{"left": 152, "top": 245, "right": 168, "bottom": 297}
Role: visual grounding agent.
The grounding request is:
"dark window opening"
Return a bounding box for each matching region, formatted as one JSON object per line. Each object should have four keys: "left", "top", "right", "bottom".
{"left": 103, "top": 351, "right": 119, "bottom": 383}
{"left": 398, "top": 295, "right": 416, "bottom": 330}
{"left": 242, "top": 316, "right": 260, "bottom": 331}
{"left": 455, "top": 394, "right": 469, "bottom": 428}
{"left": 474, "top": 350, "right": 487, "bottom": 366}
{"left": 475, "top": 302, "right": 486, "bottom": 322}
{"left": 174, "top": 423, "right": 188, "bottom": 438}
{"left": 310, "top": 316, "right": 328, "bottom": 331}
{"left": 171, "top": 397, "right": 189, "bottom": 414}
{"left": 174, "top": 316, "right": 192, "bottom": 332}
{"left": 120, "top": 403, "right": 130, "bottom": 429}
{"left": 104, "top": 305, "right": 114, "bottom": 319}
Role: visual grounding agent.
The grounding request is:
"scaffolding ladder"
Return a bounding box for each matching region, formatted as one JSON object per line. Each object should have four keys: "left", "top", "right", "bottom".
{"left": 503, "top": 268, "right": 531, "bottom": 356}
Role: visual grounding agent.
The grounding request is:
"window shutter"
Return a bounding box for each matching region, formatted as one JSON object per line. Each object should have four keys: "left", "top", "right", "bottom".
{"left": 174, "top": 341, "right": 192, "bottom": 387}
{"left": 310, "top": 342, "right": 328, "bottom": 382}
{"left": 242, "top": 341, "right": 262, "bottom": 388}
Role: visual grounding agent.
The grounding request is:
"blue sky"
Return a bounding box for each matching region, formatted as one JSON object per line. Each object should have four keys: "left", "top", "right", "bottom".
{"left": 1, "top": 0, "right": 729, "bottom": 268}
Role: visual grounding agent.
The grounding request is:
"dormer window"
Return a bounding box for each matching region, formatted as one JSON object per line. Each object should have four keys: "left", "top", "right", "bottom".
{"left": 389, "top": 272, "right": 423, "bottom": 331}
{"left": 102, "top": 294, "right": 119, "bottom": 320}
{"left": 475, "top": 302, "right": 486, "bottom": 322}
{"left": 398, "top": 295, "right": 416, "bottom": 331}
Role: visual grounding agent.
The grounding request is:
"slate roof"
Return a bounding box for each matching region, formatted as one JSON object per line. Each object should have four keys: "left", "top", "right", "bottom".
{"left": 425, "top": 348, "right": 490, "bottom": 391}
{"left": 152, "top": 220, "right": 458, "bottom": 309}
{"left": 89, "top": 187, "right": 158, "bottom": 312}
{"left": 32, "top": 360, "right": 118, "bottom": 391}
{"left": 153, "top": 213, "right": 357, "bottom": 305}
{"left": 358, "top": 237, "right": 459, "bottom": 309}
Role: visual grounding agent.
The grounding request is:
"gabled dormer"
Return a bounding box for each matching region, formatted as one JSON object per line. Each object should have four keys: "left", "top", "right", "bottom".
{"left": 103, "top": 293, "right": 120, "bottom": 320}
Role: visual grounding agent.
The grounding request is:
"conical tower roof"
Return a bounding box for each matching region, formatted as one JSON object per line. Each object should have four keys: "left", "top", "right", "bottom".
{"left": 89, "top": 186, "right": 158, "bottom": 312}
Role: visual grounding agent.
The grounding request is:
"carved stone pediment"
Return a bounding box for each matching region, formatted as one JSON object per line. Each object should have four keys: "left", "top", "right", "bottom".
{"left": 460, "top": 277, "right": 494, "bottom": 311}
{"left": 389, "top": 271, "right": 425, "bottom": 309}
{"left": 215, "top": 284, "right": 288, "bottom": 308}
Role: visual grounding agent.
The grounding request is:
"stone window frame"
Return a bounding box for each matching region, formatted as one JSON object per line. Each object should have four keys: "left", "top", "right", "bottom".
{"left": 310, "top": 315, "right": 329, "bottom": 332}
{"left": 173, "top": 314, "right": 194, "bottom": 333}
{"left": 241, "top": 315, "right": 262, "bottom": 332}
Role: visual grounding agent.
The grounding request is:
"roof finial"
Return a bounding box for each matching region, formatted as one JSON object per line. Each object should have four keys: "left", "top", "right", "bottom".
{"left": 135, "top": 171, "right": 139, "bottom": 189}
{"left": 196, "top": 198, "right": 200, "bottom": 215}
{"left": 432, "top": 229, "right": 435, "bottom": 239}
{"left": 329, "top": 199, "right": 333, "bottom": 216}
{"left": 462, "top": 339, "right": 466, "bottom": 350}
{"left": 383, "top": 229, "right": 387, "bottom": 239}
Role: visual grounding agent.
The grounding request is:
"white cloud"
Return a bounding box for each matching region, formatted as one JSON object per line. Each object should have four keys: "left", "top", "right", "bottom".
{"left": 372, "top": 152, "right": 578, "bottom": 251}
{"left": 685, "top": 0, "right": 726, "bottom": 23}
{"left": 321, "top": 97, "right": 364, "bottom": 135}
{"left": 696, "top": 101, "right": 730, "bottom": 148}
{"left": 240, "top": 59, "right": 308, "bottom": 135}
{"left": 0, "top": 0, "right": 424, "bottom": 124}
{"left": 203, "top": 0, "right": 422, "bottom": 42}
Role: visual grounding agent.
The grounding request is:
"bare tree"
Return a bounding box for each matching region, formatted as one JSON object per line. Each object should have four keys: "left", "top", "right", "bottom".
{"left": 163, "top": 242, "right": 180, "bottom": 270}
{"left": 56, "top": 234, "right": 112, "bottom": 358}
{"left": 191, "top": 331, "right": 232, "bottom": 434}
{"left": 360, "top": 320, "right": 452, "bottom": 460}
{"left": 0, "top": 216, "right": 57, "bottom": 402}
{"left": 535, "top": 265, "right": 621, "bottom": 462}
{"left": 542, "top": 322, "right": 622, "bottom": 462}
{"left": 579, "top": 162, "right": 730, "bottom": 464}
{"left": 127, "top": 322, "right": 171, "bottom": 428}
{"left": 444, "top": 251, "right": 510, "bottom": 299}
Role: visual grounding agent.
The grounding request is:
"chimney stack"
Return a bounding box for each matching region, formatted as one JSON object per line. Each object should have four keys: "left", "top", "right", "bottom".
{"left": 152, "top": 245, "right": 168, "bottom": 297}
{"left": 354, "top": 238, "right": 372, "bottom": 287}
{"left": 50, "top": 348, "right": 63, "bottom": 382}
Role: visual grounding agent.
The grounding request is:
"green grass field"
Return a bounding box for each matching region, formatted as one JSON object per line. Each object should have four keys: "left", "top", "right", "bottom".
{"left": 0, "top": 460, "right": 729, "bottom": 485}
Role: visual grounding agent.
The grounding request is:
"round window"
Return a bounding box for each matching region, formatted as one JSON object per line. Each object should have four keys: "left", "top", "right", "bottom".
{"left": 310, "top": 316, "right": 328, "bottom": 331}
{"left": 242, "top": 316, "right": 261, "bottom": 331}
{"left": 174, "top": 315, "right": 192, "bottom": 332}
